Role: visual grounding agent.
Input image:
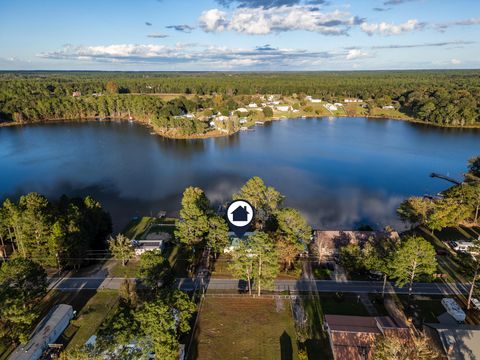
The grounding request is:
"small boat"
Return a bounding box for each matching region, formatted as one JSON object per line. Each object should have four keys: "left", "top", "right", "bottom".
{"left": 150, "top": 131, "right": 157, "bottom": 135}
{"left": 255, "top": 121, "right": 265, "bottom": 125}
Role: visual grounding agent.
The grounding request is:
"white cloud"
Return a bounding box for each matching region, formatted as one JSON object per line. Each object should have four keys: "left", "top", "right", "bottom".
{"left": 345, "top": 49, "right": 369, "bottom": 60}
{"left": 199, "top": 9, "right": 228, "bottom": 32}
{"left": 450, "top": 58, "right": 461, "bottom": 65}
{"left": 436, "top": 17, "right": 480, "bottom": 32}
{"left": 360, "top": 19, "right": 424, "bottom": 35}
{"left": 199, "top": 5, "right": 362, "bottom": 35}
{"left": 38, "top": 43, "right": 350, "bottom": 68}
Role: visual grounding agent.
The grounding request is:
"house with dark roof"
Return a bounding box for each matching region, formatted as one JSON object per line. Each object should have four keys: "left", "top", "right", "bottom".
{"left": 324, "top": 314, "right": 410, "bottom": 360}
{"left": 424, "top": 323, "right": 480, "bottom": 360}
{"left": 313, "top": 230, "right": 399, "bottom": 260}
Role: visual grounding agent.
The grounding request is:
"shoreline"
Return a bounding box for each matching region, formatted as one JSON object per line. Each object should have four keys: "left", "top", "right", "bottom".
{"left": 1, "top": 113, "right": 480, "bottom": 140}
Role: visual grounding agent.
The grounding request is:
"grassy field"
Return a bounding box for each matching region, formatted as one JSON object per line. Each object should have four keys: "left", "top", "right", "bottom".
{"left": 65, "top": 290, "right": 119, "bottom": 350}
{"left": 122, "top": 216, "right": 177, "bottom": 239}
{"left": 108, "top": 259, "right": 140, "bottom": 277}
{"left": 191, "top": 297, "right": 299, "bottom": 360}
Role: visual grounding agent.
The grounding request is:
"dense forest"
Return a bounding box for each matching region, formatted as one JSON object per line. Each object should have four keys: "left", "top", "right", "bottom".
{"left": 0, "top": 70, "right": 479, "bottom": 128}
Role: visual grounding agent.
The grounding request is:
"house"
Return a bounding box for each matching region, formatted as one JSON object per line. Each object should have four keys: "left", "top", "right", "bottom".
{"left": 313, "top": 230, "right": 399, "bottom": 259}
{"left": 248, "top": 103, "right": 258, "bottom": 108}
{"left": 8, "top": 304, "right": 74, "bottom": 360}
{"left": 424, "top": 323, "right": 480, "bottom": 360}
{"left": 334, "top": 103, "right": 344, "bottom": 107}
{"left": 239, "top": 117, "right": 248, "bottom": 124}
{"left": 306, "top": 96, "right": 322, "bottom": 103}
{"left": 209, "top": 121, "right": 216, "bottom": 127}
{"left": 276, "top": 105, "right": 291, "bottom": 112}
{"left": 344, "top": 98, "right": 363, "bottom": 103}
{"left": 224, "top": 232, "right": 254, "bottom": 253}
{"left": 324, "top": 315, "right": 410, "bottom": 360}
{"left": 324, "top": 103, "right": 338, "bottom": 112}
{"left": 72, "top": 91, "right": 81, "bottom": 97}
{"left": 236, "top": 107, "right": 248, "bottom": 113}
{"left": 382, "top": 105, "right": 395, "bottom": 110}
{"left": 216, "top": 115, "right": 229, "bottom": 122}
{"left": 132, "top": 239, "right": 166, "bottom": 255}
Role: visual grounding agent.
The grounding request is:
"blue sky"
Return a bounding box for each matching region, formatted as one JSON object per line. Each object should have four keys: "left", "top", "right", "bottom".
{"left": 0, "top": 0, "right": 479, "bottom": 70}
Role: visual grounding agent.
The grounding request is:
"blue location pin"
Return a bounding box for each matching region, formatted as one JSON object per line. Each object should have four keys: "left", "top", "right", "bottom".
{"left": 226, "top": 200, "right": 255, "bottom": 237}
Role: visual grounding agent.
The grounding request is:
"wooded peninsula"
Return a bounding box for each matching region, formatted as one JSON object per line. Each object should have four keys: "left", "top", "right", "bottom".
{"left": 1, "top": 70, "right": 479, "bottom": 138}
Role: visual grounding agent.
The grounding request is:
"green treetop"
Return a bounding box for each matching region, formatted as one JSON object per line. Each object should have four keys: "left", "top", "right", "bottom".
{"left": 389, "top": 236, "right": 437, "bottom": 295}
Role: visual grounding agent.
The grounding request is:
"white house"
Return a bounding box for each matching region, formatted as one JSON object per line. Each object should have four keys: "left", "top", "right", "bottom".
{"left": 382, "top": 105, "right": 395, "bottom": 110}
{"left": 239, "top": 117, "right": 248, "bottom": 124}
{"left": 216, "top": 115, "right": 229, "bottom": 122}
{"left": 132, "top": 239, "right": 166, "bottom": 255}
{"left": 324, "top": 103, "right": 338, "bottom": 112}
{"left": 248, "top": 103, "right": 258, "bottom": 108}
{"left": 236, "top": 107, "right": 248, "bottom": 113}
{"left": 306, "top": 96, "right": 322, "bottom": 103}
{"left": 9, "top": 305, "right": 74, "bottom": 360}
{"left": 276, "top": 105, "right": 291, "bottom": 112}
{"left": 344, "top": 98, "right": 363, "bottom": 103}
{"left": 334, "top": 103, "right": 343, "bottom": 107}
{"left": 224, "top": 232, "right": 254, "bottom": 253}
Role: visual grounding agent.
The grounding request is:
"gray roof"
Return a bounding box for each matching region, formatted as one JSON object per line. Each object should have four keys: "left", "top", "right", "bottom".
{"left": 426, "top": 323, "right": 480, "bottom": 360}
{"left": 8, "top": 304, "right": 73, "bottom": 360}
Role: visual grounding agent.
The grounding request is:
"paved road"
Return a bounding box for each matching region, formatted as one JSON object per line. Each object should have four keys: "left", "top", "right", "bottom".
{"left": 48, "top": 276, "right": 470, "bottom": 295}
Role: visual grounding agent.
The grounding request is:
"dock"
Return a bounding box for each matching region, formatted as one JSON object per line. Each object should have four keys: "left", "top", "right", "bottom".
{"left": 430, "top": 173, "right": 461, "bottom": 185}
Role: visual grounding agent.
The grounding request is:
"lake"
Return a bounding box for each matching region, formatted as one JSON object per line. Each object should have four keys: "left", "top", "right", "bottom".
{"left": 1, "top": 117, "right": 479, "bottom": 231}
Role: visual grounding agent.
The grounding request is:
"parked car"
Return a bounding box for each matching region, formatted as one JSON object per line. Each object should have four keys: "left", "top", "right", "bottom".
{"left": 436, "top": 249, "right": 449, "bottom": 256}
{"left": 471, "top": 298, "right": 480, "bottom": 311}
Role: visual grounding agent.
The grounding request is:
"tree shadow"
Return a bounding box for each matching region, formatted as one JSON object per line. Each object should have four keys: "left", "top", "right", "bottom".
{"left": 280, "top": 331, "right": 293, "bottom": 360}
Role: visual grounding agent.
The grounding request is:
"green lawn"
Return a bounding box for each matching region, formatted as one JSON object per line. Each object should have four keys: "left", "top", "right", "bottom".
{"left": 123, "top": 216, "right": 154, "bottom": 239}
{"left": 108, "top": 259, "right": 140, "bottom": 278}
{"left": 167, "top": 244, "right": 190, "bottom": 278}
{"left": 65, "top": 290, "right": 119, "bottom": 350}
{"left": 122, "top": 216, "right": 177, "bottom": 239}
{"left": 191, "top": 297, "right": 299, "bottom": 360}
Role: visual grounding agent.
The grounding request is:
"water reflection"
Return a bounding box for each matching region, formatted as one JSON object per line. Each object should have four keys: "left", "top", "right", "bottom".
{"left": 1, "top": 117, "right": 479, "bottom": 231}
